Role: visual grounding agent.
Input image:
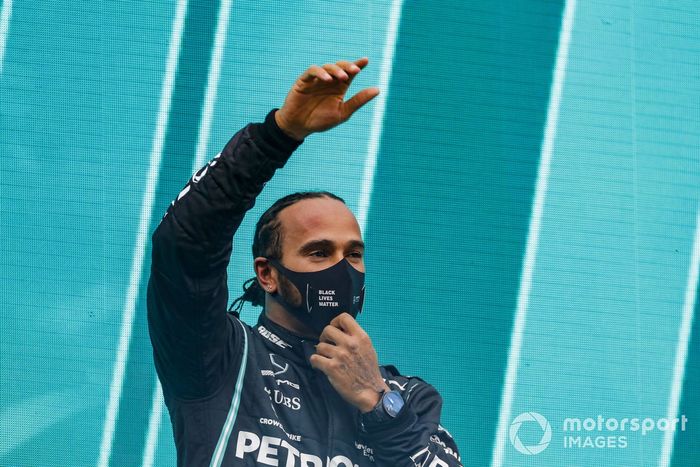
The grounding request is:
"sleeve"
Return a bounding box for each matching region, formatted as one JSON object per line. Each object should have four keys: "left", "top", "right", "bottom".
{"left": 359, "top": 375, "right": 463, "bottom": 467}
{"left": 146, "top": 109, "right": 303, "bottom": 400}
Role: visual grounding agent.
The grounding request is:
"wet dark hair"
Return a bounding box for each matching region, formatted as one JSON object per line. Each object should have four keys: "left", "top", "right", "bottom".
{"left": 228, "top": 191, "right": 345, "bottom": 315}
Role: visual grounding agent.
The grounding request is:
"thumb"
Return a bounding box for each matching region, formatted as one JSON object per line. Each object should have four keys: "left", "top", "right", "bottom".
{"left": 342, "top": 87, "right": 380, "bottom": 120}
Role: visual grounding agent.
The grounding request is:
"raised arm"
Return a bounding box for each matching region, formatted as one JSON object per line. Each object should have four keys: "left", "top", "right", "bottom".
{"left": 146, "top": 58, "right": 379, "bottom": 400}
{"left": 146, "top": 110, "right": 302, "bottom": 399}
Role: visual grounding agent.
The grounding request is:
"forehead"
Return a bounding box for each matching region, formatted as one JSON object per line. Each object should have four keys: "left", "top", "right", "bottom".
{"left": 277, "top": 197, "right": 362, "bottom": 248}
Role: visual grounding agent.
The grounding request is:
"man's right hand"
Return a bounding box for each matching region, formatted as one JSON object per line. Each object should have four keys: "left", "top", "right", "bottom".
{"left": 274, "top": 58, "right": 380, "bottom": 141}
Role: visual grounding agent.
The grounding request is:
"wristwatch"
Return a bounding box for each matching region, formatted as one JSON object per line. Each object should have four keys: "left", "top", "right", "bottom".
{"left": 361, "top": 390, "right": 405, "bottom": 426}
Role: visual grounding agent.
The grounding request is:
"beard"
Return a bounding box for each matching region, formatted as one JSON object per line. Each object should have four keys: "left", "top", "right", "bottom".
{"left": 277, "top": 273, "right": 302, "bottom": 307}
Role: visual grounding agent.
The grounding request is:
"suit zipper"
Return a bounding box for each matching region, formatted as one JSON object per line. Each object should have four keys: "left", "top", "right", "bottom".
{"left": 320, "top": 379, "right": 335, "bottom": 461}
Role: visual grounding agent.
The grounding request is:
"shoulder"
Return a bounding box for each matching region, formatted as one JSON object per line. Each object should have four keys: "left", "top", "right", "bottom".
{"left": 226, "top": 312, "right": 255, "bottom": 351}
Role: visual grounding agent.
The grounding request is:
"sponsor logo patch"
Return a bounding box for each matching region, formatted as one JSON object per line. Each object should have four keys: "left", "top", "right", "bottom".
{"left": 264, "top": 387, "right": 301, "bottom": 411}
{"left": 235, "top": 431, "right": 359, "bottom": 466}
{"left": 258, "top": 417, "right": 302, "bottom": 442}
{"left": 258, "top": 325, "right": 292, "bottom": 349}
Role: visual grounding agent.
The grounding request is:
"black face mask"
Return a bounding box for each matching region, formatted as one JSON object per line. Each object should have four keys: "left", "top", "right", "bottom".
{"left": 267, "top": 257, "right": 365, "bottom": 335}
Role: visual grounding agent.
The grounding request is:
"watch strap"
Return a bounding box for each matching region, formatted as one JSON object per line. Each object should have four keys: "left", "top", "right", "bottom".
{"left": 360, "top": 389, "right": 403, "bottom": 428}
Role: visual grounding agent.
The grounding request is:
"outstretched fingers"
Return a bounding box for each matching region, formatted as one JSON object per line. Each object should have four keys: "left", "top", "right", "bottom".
{"left": 301, "top": 58, "right": 369, "bottom": 84}
{"left": 336, "top": 59, "right": 368, "bottom": 86}
{"left": 353, "top": 57, "right": 369, "bottom": 69}
{"left": 300, "top": 64, "right": 333, "bottom": 83}
{"left": 322, "top": 63, "right": 350, "bottom": 81}
{"left": 336, "top": 60, "right": 361, "bottom": 76}
{"left": 342, "top": 87, "right": 381, "bottom": 120}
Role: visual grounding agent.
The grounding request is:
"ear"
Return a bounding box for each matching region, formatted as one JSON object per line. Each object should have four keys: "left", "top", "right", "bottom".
{"left": 254, "top": 257, "right": 277, "bottom": 293}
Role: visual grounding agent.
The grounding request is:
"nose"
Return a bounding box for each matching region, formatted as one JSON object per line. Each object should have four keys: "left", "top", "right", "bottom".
{"left": 331, "top": 252, "right": 345, "bottom": 264}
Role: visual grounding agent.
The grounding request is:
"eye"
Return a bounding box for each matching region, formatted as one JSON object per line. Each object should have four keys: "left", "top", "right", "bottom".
{"left": 348, "top": 251, "right": 363, "bottom": 259}
{"left": 310, "top": 250, "right": 328, "bottom": 257}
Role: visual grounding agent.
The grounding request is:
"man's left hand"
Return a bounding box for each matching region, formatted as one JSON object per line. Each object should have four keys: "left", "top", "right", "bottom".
{"left": 309, "top": 313, "right": 390, "bottom": 413}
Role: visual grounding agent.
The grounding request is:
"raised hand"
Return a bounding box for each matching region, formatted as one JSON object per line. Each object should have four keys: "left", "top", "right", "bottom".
{"left": 274, "top": 58, "right": 380, "bottom": 141}
{"left": 310, "top": 313, "right": 390, "bottom": 413}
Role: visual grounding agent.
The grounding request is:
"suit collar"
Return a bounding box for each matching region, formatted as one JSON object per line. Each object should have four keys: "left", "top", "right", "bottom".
{"left": 256, "top": 312, "right": 319, "bottom": 366}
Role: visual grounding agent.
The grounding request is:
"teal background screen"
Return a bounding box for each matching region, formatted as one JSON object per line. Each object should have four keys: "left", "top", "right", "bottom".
{"left": 1, "top": 1, "right": 698, "bottom": 466}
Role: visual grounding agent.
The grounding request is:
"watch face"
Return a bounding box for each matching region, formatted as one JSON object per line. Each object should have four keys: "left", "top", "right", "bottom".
{"left": 383, "top": 390, "right": 404, "bottom": 418}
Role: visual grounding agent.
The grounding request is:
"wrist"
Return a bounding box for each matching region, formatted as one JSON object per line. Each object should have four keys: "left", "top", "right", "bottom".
{"left": 358, "top": 382, "right": 391, "bottom": 413}
{"left": 358, "top": 393, "right": 381, "bottom": 414}
{"left": 274, "top": 109, "right": 308, "bottom": 141}
{"left": 360, "top": 387, "right": 406, "bottom": 428}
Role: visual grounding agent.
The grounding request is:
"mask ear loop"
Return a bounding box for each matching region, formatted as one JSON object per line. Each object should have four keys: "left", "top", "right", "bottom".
{"left": 267, "top": 257, "right": 290, "bottom": 275}
{"left": 266, "top": 259, "right": 321, "bottom": 334}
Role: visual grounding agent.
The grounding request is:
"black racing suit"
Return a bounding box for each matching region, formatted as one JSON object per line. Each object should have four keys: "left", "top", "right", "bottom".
{"left": 146, "top": 109, "right": 463, "bottom": 467}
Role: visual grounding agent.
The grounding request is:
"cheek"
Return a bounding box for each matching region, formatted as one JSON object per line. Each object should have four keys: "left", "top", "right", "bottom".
{"left": 281, "top": 253, "right": 316, "bottom": 272}
{"left": 351, "top": 258, "right": 366, "bottom": 273}
{"left": 279, "top": 275, "right": 302, "bottom": 307}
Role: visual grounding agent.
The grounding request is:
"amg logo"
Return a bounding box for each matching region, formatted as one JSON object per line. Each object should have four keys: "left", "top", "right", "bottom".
{"left": 236, "top": 431, "right": 359, "bottom": 466}
{"left": 260, "top": 371, "right": 301, "bottom": 390}
{"left": 276, "top": 379, "right": 300, "bottom": 390}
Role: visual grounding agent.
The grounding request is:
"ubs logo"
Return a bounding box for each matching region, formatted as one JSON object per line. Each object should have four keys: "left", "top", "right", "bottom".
{"left": 264, "top": 387, "right": 301, "bottom": 411}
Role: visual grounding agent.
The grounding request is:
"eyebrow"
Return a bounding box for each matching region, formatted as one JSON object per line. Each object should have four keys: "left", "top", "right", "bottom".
{"left": 298, "top": 239, "right": 365, "bottom": 254}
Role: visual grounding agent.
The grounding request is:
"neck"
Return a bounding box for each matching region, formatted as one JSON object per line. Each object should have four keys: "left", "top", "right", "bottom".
{"left": 264, "top": 296, "right": 319, "bottom": 339}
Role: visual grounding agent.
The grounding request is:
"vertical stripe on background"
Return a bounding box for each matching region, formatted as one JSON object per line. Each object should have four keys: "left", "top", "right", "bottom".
{"left": 193, "top": 0, "right": 233, "bottom": 170}
{"left": 141, "top": 382, "right": 165, "bottom": 467}
{"left": 364, "top": 0, "right": 565, "bottom": 460}
{"left": 108, "top": 0, "right": 222, "bottom": 464}
{"left": 0, "top": 0, "right": 13, "bottom": 73}
{"left": 357, "top": 0, "right": 403, "bottom": 234}
{"left": 660, "top": 208, "right": 700, "bottom": 467}
{"left": 97, "top": 1, "right": 188, "bottom": 465}
{"left": 490, "top": 1, "right": 577, "bottom": 466}
{"left": 141, "top": 1, "right": 233, "bottom": 462}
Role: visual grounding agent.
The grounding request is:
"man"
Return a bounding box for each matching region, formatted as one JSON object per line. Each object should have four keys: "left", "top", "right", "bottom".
{"left": 147, "top": 57, "right": 462, "bottom": 466}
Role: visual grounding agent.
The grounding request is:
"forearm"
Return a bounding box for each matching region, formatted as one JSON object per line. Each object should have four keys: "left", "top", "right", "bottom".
{"left": 360, "top": 380, "right": 462, "bottom": 467}
{"left": 361, "top": 410, "right": 462, "bottom": 467}
{"left": 151, "top": 109, "right": 302, "bottom": 287}
{"left": 146, "top": 109, "right": 302, "bottom": 398}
